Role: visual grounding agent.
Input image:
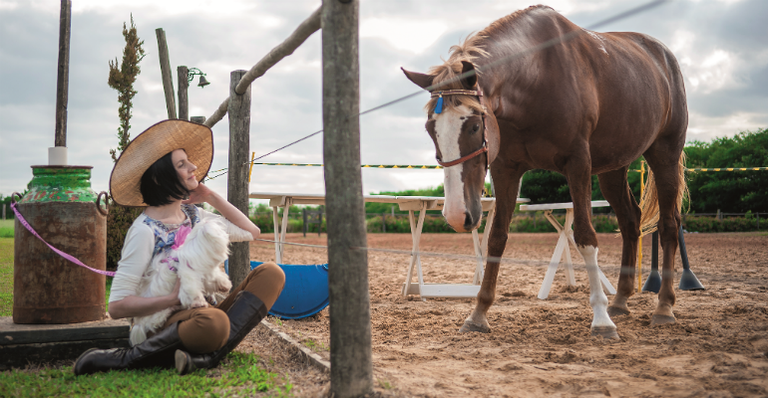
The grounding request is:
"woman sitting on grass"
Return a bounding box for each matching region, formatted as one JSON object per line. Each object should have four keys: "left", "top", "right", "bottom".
{"left": 74, "top": 120, "right": 284, "bottom": 376}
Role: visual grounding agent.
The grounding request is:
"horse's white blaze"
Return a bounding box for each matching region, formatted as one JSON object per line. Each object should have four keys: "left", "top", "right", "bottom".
{"left": 576, "top": 245, "right": 616, "bottom": 330}
{"left": 433, "top": 105, "right": 473, "bottom": 230}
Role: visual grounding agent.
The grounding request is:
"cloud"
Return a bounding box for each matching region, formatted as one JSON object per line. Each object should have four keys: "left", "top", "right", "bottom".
{"left": 361, "top": 18, "right": 448, "bottom": 54}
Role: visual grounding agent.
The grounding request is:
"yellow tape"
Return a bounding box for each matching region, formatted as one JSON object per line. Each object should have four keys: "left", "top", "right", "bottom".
{"left": 250, "top": 162, "right": 445, "bottom": 169}
{"left": 248, "top": 162, "right": 767, "bottom": 172}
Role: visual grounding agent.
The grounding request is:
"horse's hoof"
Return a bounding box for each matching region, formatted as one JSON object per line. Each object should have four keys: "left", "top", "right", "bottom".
{"left": 459, "top": 320, "right": 490, "bottom": 333}
{"left": 591, "top": 326, "right": 620, "bottom": 340}
{"left": 607, "top": 306, "right": 630, "bottom": 318}
{"left": 650, "top": 314, "right": 676, "bottom": 326}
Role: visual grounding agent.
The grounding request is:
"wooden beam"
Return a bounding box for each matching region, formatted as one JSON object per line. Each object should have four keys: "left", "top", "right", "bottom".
{"left": 177, "top": 65, "right": 189, "bottom": 121}
{"left": 227, "top": 69, "right": 251, "bottom": 288}
{"left": 54, "top": 0, "right": 71, "bottom": 147}
{"left": 322, "top": 1, "right": 373, "bottom": 396}
{"left": 155, "top": 28, "right": 177, "bottom": 119}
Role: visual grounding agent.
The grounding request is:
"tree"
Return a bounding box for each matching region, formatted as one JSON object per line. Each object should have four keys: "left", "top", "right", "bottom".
{"left": 684, "top": 128, "right": 768, "bottom": 213}
{"left": 106, "top": 16, "right": 145, "bottom": 269}
{"left": 108, "top": 15, "right": 145, "bottom": 162}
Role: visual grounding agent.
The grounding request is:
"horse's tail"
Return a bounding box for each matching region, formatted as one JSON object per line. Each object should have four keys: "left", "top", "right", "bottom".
{"left": 638, "top": 151, "right": 688, "bottom": 236}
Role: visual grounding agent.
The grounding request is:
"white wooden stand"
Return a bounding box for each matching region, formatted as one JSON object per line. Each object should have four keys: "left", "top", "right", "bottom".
{"left": 519, "top": 201, "right": 616, "bottom": 300}
{"left": 250, "top": 192, "right": 528, "bottom": 300}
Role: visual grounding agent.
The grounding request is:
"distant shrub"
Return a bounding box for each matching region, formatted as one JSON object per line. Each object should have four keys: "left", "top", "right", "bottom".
{"left": 683, "top": 215, "right": 760, "bottom": 233}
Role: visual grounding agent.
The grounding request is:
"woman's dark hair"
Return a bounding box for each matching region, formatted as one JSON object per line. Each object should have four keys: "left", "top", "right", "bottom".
{"left": 140, "top": 151, "right": 190, "bottom": 206}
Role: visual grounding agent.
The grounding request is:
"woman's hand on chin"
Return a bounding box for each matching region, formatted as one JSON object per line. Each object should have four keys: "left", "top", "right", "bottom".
{"left": 184, "top": 182, "right": 214, "bottom": 205}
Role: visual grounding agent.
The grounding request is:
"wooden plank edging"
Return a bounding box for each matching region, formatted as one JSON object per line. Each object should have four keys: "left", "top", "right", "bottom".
{"left": 258, "top": 318, "right": 330, "bottom": 373}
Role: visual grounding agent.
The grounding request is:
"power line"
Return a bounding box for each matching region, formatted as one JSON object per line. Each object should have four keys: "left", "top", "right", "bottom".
{"left": 205, "top": 0, "right": 671, "bottom": 181}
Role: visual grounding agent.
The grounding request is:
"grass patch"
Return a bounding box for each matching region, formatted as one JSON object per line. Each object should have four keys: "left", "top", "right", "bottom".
{"left": 0, "top": 219, "right": 13, "bottom": 238}
{"left": 1, "top": 237, "right": 12, "bottom": 316}
{"left": 0, "top": 351, "right": 294, "bottom": 397}
{"left": 302, "top": 339, "right": 328, "bottom": 352}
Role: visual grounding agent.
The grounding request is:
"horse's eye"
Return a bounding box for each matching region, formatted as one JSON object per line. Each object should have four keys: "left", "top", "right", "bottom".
{"left": 471, "top": 124, "right": 480, "bottom": 133}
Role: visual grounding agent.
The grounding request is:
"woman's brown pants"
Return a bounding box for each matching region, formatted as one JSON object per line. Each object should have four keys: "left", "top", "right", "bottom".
{"left": 160, "top": 261, "right": 285, "bottom": 354}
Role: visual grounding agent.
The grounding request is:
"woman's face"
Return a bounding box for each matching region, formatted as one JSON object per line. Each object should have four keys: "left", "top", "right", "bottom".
{"left": 171, "top": 149, "right": 198, "bottom": 191}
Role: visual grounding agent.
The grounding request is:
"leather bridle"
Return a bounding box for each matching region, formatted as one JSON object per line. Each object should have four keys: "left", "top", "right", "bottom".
{"left": 429, "top": 87, "right": 490, "bottom": 169}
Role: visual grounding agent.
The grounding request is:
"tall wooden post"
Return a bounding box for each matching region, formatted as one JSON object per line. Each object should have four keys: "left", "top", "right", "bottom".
{"left": 178, "top": 66, "right": 189, "bottom": 121}
{"left": 54, "top": 0, "right": 71, "bottom": 148}
{"left": 227, "top": 70, "right": 251, "bottom": 288}
{"left": 322, "top": 1, "right": 373, "bottom": 396}
{"left": 155, "top": 28, "right": 177, "bottom": 119}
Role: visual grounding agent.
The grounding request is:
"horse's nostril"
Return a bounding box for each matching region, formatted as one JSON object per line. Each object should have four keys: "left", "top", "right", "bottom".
{"left": 464, "top": 212, "right": 474, "bottom": 229}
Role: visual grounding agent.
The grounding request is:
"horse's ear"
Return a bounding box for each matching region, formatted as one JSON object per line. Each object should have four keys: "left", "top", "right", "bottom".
{"left": 401, "top": 67, "right": 434, "bottom": 90}
{"left": 460, "top": 61, "right": 477, "bottom": 89}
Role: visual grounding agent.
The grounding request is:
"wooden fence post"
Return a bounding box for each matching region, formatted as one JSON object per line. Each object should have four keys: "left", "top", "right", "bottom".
{"left": 178, "top": 66, "right": 189, "bottom": 121}
{"left": 322, "top": 0, "right": 373, "bottom": 396}
{"left": 155, "top": 28, "right": 177, "bottom": 119}
{"left": 227, "top": 69, "right": 251, "bottom": 288}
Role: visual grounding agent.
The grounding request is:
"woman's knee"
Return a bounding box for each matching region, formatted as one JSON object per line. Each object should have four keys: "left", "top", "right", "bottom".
{"left": 259, "top": 262, "right": 286, "bottom": 287}
{"left": 178, "top": 308, "right": 229, "bottom": 354}
{"left": 244, "top": 262, "right": 285, "bottom": 309}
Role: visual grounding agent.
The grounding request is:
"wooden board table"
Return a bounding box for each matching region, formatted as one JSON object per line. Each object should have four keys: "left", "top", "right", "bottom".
{"left": 518, "top": 201, "right": 617, "bottom": 300}
{"left": 249, "top": 192, "right": 528, "bottom": 300}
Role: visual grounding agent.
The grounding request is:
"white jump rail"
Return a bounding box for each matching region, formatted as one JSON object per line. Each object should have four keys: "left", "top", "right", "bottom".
{"left": 249, "top": 192, "right": 528, "bottom": 300}
{"left": 518, "top": 200, "right": 616, "bottom": 300}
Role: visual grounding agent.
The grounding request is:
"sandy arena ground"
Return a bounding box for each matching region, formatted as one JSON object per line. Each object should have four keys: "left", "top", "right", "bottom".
{"left": 239, "top": 231, "right": 768, "bottom": 397}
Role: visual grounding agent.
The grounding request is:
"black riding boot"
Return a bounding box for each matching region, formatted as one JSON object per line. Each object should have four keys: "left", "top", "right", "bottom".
{"left": 175, "top": 290, "right": 268, "bottom": 375}
{"left": 74, "top": 322, "right": 182, "bottom": 375}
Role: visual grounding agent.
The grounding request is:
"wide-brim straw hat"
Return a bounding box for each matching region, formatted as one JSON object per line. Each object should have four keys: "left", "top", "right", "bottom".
{"left": 110, "top": 119, "right": 213, "bottom": 207}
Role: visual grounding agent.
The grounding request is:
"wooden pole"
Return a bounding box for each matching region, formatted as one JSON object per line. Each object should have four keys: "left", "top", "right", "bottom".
{"left": 155, "top": 28, "right": 177, "bottom": 119}
{"left": 637, "top": 160, "right": 646, "bottom": 292}
{"left": 178, "top": 66, "right": 189, "bottom": 121}
{"left": 204, "top": 6, "right": 322, "bottom": 128}
{"left": 54, "top": 0, "right": 72, "bottom": 147}
{"left": 227, "top": 70, "right": 251, "bottom": 288}
{"left": 322, "top": 1, "right": 372, "bottom": 396}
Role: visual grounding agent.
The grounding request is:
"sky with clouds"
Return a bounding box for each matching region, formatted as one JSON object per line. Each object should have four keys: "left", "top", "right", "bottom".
{"left": 1, "top": 0, "right": 765, "bottom": 203}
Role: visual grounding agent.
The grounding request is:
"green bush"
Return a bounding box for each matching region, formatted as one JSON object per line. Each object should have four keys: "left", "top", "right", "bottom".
{"left": 106, "top": 203, "right": 142, "bottom": 271}
{"left": 250, "top": 213, "right": 275, "bottom": 233}
{"left": 508, "top": 213, "right": 619, "bottom": 233}
{"left": 683, "top": 215, "right": 761, "bottom": 233}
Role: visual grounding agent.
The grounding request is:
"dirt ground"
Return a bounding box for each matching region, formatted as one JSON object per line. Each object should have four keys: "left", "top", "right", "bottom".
{"left": 241, "top": 231, "right": 768, "bottom": 397}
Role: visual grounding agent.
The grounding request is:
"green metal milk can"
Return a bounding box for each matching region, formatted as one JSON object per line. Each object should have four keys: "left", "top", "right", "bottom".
{"left": 13, "top": 165, "right": 109, "bottom": 324}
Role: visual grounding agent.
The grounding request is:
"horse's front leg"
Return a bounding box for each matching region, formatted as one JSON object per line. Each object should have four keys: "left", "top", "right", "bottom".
{"left": 460, "top": 168, "right": 523, "bottom": 333}
{"left": 567, "top": 163, "right": 620, "bottom": 340}
{"left": 597, "top": 169, "right": 641, "bottom": 317}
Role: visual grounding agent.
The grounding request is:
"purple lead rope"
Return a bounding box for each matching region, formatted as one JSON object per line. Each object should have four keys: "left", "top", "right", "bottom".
{"left": 11, "top": 202, "right": 116, "bottom": 277}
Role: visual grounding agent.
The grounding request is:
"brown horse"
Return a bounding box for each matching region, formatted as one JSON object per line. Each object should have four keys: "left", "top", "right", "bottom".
{"left": 402, "top": 5, "right": 687, "bottom": 340}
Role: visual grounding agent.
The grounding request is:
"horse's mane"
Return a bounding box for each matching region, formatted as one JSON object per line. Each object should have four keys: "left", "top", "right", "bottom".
{"left": 479, "top": 5, "right": 553, "bottom": 38}
{"left": 424, "top": 5, "right": 553, "bottom": 115}
{"left": 424, "top": 34, "right": 487, "bottom": 115}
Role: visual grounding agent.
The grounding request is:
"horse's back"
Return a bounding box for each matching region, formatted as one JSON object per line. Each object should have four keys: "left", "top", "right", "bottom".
{"left": 602, "top": 31, "right": 687, "bottom": 138}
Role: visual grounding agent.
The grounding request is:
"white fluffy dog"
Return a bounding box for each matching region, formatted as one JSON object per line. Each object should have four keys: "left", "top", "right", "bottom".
{"left": 129, "top": 217, "right": 232, "bottom": 346}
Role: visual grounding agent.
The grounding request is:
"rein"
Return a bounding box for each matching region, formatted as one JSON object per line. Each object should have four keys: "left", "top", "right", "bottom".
{"left": 429, "top": 87, "right": 490, "bottom": 169}
{"left": 10, "top": 202, "right": 116, "bottom": 277}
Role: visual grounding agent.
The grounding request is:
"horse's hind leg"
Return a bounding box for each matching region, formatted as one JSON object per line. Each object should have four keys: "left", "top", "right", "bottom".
{"left": 597, "top": 167, "right": 641, "bottom": 317}
{"left": 643, "top": 151, "right": 684, "bottom": 325}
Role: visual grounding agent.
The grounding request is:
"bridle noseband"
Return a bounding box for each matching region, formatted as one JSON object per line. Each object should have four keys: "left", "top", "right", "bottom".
{"left": 429, "top": 87, "right": 490, "bottom": 169}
